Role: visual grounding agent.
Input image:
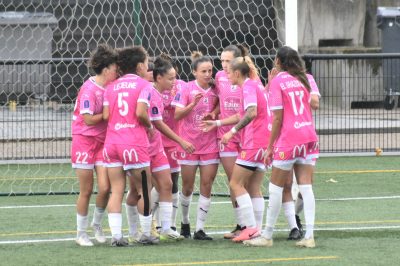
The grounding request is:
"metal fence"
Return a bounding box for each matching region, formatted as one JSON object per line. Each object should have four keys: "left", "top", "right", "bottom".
{"left": 305, "top": 53, "right": 400, "bottom": 154}
{"left": 0, "top": 53, "right": 399, "bottom": 162}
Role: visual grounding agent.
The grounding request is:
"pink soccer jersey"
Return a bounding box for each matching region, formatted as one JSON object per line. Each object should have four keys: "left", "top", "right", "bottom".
{"left": 240, "top": 78, "right": 270, "bottom": 149}
{"left": 215, "top": 70, "right": 241, "bottom": 142}
{"left": 103, "top": 74, "right": 152, "bottom": 146}
{"left": 269, "top": 72, "right": 318, "bottom": 148}
{"left": 172, "top": 80, "right": 218, "bottom": 154}
{"left": 148, "top": 87, "right": 165, "bottom": 156}
{"left": 72, "top": 78, "right": 107, "bottom": 138}
{"left": 161, "top": 79, "right": 185, "bottom": 148}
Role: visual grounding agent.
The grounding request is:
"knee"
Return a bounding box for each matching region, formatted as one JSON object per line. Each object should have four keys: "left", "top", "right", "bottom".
{"left": 159, "top": 179, "right": 172, "bottom": 194}
{"left": 80, "top": 187, "right": 93, "bottom": 198}
{"left": 182, "top": 186, "right": 193, "bottom": 196}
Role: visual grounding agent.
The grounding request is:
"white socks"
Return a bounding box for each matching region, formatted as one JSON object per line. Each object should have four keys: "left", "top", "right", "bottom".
{"left": 108, "top": 213, "right": 122, "bottom": 240}
{"left": 159, "top": 202, "right": 173, "bottom": 232}
{"left": 264, "top": 183, "right": 283, "bottom": 239}
{"left": 151, "top": 188, "right": 160, "bottom": 226}
{"left": 171, "top": 192, "right": 179, "bottom": 228}
{"left": 236, "top": 193, "right": 256, "bottom": 229}
{"left": 76, "top": 213, "right": 88, "bottom": 237}
{"left": 180, "top": 192, "right": 192, "bottom": 224}
{"left": 251, "top": 197, "right": 265, "bottom": 231}
{"left": 139, "top": 214, "right": 153, "bottom": 237}
{"left": 234, "top": 207, "right": 244, "bottom": 228}
{"left": 295, "top": 197, "right": 304, "bottom": 215}
{"left": 195, "top": 195, "right": 211, "bottom": 232}
{"left": 92, "top": 207, "right": 105, "bottom": 226}
{"left": 125, "top": 204, "right": 139, "bottom": 236}
{"left": 298, "top": 184, "right": 315, "bottom": 239}
{"left": 283, "top": 201, "right": 297, "bottom": 230}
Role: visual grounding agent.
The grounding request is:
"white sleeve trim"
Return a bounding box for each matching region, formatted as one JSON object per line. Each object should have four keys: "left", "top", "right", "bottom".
{"left": 80, "top": 110, "right": 93, "bottom": 115}
{"left": 270, "top": 106, "right": 283, "bottom": 110}
{"left": 138, "top": 99, "right": 150, "bottom": 107}
{"left": 310, "top": 91, "right": 321, "bottom": 97}
{"left": 150, "top": 116, "right": 162, "bottom": 121}
{"left": 172, "top": 103, "right": 185, "bottom": 108}
{"left": 244, "top": 103, "right": 257, "bottom": 110}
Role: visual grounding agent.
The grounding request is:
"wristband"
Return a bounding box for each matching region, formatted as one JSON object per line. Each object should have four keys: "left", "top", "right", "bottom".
{"left": 216, "top": 120, "right": 222, "bottom": 127}
{"left": 230, "top": 127, "right": 237, "bottom": 134}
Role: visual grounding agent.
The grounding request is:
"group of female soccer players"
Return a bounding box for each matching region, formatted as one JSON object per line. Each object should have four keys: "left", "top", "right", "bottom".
{"left": 71, "top": 43, "right": 320, "bottom": 248}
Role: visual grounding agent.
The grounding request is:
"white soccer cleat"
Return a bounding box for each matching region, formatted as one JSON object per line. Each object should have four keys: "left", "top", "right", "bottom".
{"left": 75, "top": 234, "right": 94, "bottom": 247}
{"left": 91, "top": 223, "right": 107, "bottom": 243}
{"left": 296, "top": 237, "right": 316, "bottom": 248}
{"left": 160, "top": 228, "right": 184, "bottom": 242}
{"left": 243, "top": 235, "right": 273, "bottom": 247}
{"left": 128, "top": 232, "right": 142, "bottom": 244}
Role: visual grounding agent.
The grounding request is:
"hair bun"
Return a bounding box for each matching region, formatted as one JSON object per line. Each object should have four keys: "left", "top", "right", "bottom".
{"left": 191, "top": 51, "right": 203, "bottom": 61}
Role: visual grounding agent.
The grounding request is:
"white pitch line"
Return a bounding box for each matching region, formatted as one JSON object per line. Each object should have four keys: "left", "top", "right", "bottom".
{"left": 1, "top": 225, "right": 400, "bottom": 245}
{"left": 1, "top": 195, "right": 400, "bottom": 209}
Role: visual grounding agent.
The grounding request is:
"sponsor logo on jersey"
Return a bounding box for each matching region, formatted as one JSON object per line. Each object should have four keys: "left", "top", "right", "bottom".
{"left": 223, "top": 96, "right": 240, "bottom": 110}
{"left": 115, "top": 123, "right": 136, "bottom": 130}
{"left": 152, "top": 107, "right": 159, "bottom": 115}
{"left": 294, "top": 121, "right": 312, "bottom": 129}
{"left": 83, "top": 100, "right": 90, "bottom": 109}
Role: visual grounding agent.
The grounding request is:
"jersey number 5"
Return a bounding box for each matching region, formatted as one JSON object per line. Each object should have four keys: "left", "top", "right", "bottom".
{"left": 118, "top": 92, "right": 129, "bottom": 116}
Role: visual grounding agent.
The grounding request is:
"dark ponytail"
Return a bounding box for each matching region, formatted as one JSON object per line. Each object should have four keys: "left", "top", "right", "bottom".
{"left": 276, "top": 46, "right": 311, "bottom": 91}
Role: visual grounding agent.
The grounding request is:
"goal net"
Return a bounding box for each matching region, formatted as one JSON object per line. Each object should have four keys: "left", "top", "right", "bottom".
{"left": 0, "top": 0, "right": 284, "bottom": 196}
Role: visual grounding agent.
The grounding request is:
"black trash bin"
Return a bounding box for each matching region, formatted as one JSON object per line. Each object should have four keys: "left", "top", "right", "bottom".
{"left": 377, "top": 7, "right": 400, "bottom": 110}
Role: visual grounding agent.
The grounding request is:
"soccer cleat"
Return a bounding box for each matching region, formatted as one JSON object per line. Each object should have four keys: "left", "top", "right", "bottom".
{"left": 91, "top": 223, "right": 107, "bottom": 243}
{"left": 193, "top": 229, "right": 213, "bottom": 240}
{"left": 296, "top": 237, "right": 315, "bottom": 248}
{"left": 151, "top": 220, "right": 160, "bottom": 238}
{"left": 232, "top": 227, "right": 260, "bottom": 243}
{"left": 111, "top": 237, "right": 129, "bottom": 247}
{"left": 135, "top": 233, "right": 160, "bottom": 245}
{"left": 295, "top": 215, "right": 303, "bottom": 234}
{"left": 223, "top": 224, "right": 243, "bottom": 239}
{"left": 160, "top": 228, "right": 185, "bottom": 242}
{"left": 243, "top": 236, "right": 273, "bottom": 247}
{"left": 287, "top": 228, "right": 302, "bottom": 241}
{"left": 180, "top": 222, "right": 191, "bottom": 238}
{"left": 128, "top": 232, "right": 142, "bottom": 244}
{"left": 75, "top": 233, "right": 94, "bottom": 247}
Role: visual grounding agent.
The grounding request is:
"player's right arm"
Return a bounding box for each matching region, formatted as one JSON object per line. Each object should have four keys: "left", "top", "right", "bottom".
{"left": 137, "top": 102, "right": 151, "bottom": 128}
{"left": 174, "top": 92, "right": 203, "bottom": 120}
{"left": 82, "top": 113, "right": 103, "bottom": 126}
{"left": 136, "top": 86, "right": 152, "bottom": 128}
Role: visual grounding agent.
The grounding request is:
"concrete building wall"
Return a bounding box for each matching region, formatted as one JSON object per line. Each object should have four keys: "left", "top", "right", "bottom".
{"left": 276, "top": 0, "right": 400, "bottom": 52}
